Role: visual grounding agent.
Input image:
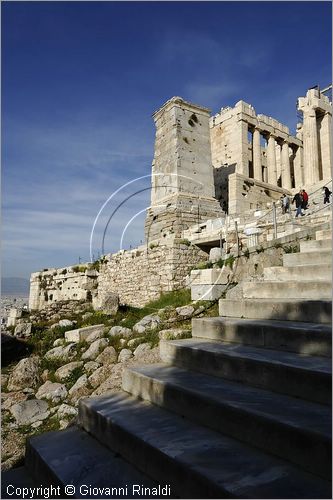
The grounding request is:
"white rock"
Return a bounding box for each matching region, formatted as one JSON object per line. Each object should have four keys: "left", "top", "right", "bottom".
{"left": 175, "top": 305, "right": 195, "bottom": 317}
{"left": 81, "top": 338, "right": 109, "bottom": 361}
{"left": 65, "top": 325, "right": 105, "bottom": 344}
{"left": 45, "top": 343, "right": 77, "bottom": 361}
{"left": 53, "top": 338, "right": 65, "bottom": 347}
{"left": 95, "top": 346, "right": 117, "bottom": 365}
{"left": 31, "top": 420, "right": 43, "bottom": 429}
{"left": 88, "top": 366, "right": 111, "bottom": 388}
{"left": 127, "top": 337, "right": 144, "bottom": 347}
{"left": 57, "top": 403, "right": 77, "bottom": 419}
{"left": 10, "top": 399, "right": 50, "bottom": 426}
{"left": 118, "top": 349, "right": 133, "bottom": 362}
{"left": 7, "top": 357, "right": 40, "bottom": 391}
{"left": 83, "top": 361, "right": 101, "bottom": 374}
{"left": 85, "top": 330, "right": 104, "bottom": 343}
{"left": 133, "top": 315, "right": 161, "bottom": 334}
{"left": 55, "top": 361, "right": 83, "bottom": 381}
{"left": 68, "top": 375, "right": 90, "bottom": 403}
{"left": 59, "top": 319, "right": 75, "bottom": 327}
{"left": 109, "top": 326, "right": 132, "bottom": 338}
{"left": 36, "top": 381, "right": 68, "bottom": 403}
{"left": 134, "top": 343, "right": 152, "bottom": 358}
{"left": 158, "top": 328, "right": 188, "bottom": 340}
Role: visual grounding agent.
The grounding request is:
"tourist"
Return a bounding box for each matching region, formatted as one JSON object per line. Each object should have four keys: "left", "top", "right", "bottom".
{"left": 282, "top": 194, "right": 290, "bottom": 214}
{"left": 301, "top": 189, "right": 309, "bottom": 209}
{"left": 323, "top": 186, "right": 332, "bottom": 204}
{"left": 292, "top": 190, "right": 303, "bottom": 217}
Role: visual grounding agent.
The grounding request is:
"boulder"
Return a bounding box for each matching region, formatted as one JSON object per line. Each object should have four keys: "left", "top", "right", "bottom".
{"left": 10, "top": 399, "right": 50, "bottom": 426}
{"left": 158, "top": 328, "right": 188, "bottom": 340}
{"left": 53, "top": 338, "right": 65, "bottom": 347}
{"left": 65, "top": 325, "right": 105, "bottom": 344}
{"left": 134, "top": 343, "right": 152, "bottom": 358}
{"left": 68, "top": 374, "right": 90, "bottom": 403}
{"left": 2, "top": 392, "right": 28, "bottom": 410}
{"left": 88, "top": 365, "right": 111, "bottom": 388}
{"left": 7, "top": 357, "right": 40, "bottom": 391}
{"left": 14, "top": 322, "right": 32, "bottom": 338}
{"left": 45, "top": 343, "right": 77, "bottom": 361}
{"left": 133, "top": 315, "right": 161, "bottom": 334}
{"left": 175, "top": 305, "right": 195, "bottom": 317}
{"left": 59, "top": 319, "right": 76, "bottom": 328}
{"left": 36, "top": 381, "right": 68, "bottom": 403}
{"left": 55, "top": 361, "right": 83, "bottom": 381}
{"left": 94, "top": 292, "right": 119, "bottom": 315}
{"left": 85, "top": 330, "right": 104, "bottom": 343}
{"left": 81, "top": 338, "right": 109, "bottom": 361}
{"left": 83, "top": 361, "right": 101, "bottom": 374}
{"left": 109, "top": 326, "right": 132, "bottom": 338}
{"left": 57, "top": 403, "right": 77, "bottom": 419}
{"left": 95, "top": 346, "right": 117, "bottom": 365}
{"left": 118, "top": 349, "right": 133, "bottom": 363}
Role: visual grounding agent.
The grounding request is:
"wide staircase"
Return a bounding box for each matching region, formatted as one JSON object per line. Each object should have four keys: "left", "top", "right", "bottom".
{"left": 3, "top": 229, "right": 332, "bottom": 499}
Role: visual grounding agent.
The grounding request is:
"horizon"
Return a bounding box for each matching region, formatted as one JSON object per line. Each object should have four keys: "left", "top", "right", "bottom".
{"left": 2, "top": 1, "right": 332, "bottom": 280}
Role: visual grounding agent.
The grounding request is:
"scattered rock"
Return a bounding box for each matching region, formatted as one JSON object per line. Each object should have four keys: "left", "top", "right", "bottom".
{"left": 82, "top": 312, "right": 94, "bottom": 320}
{"left": 2, "top": 392, "right": 28, "bottom": 410}
{"left": 55, "top": 361, "right": 83, "bottom": 381}
{"left": 36, "top": 381, "right": 68, "bottom": 403}
{"left": 94, "top": 292, "right": 119, "bottom": 315}
{"left": 10, "top": 399, "right": 50, "bottom": 426}
{"left": 175, "top": 305, "right": 195, "bottom": 317}
{"left": 95, "top": 346, "right": 117, "bottom": 365}
{"left": 53, "top": 338, "right": 65, "bottom": 347}
{"left": 41, "top": 370, "right": 49, "bottom": 383}
{"left": 134, "top": 343, "right": 152, "bottom": 358}
{"left": 7, "top": 357, "right": 40, "bottom": 391}
{"left": 88, "top": 365, "right": 111, "bottom": 388}
{"left": 57, "top": 403, "right": 77, "bottom": 419}
{"left": 45, "top": 343, "right": 77, "bottom": 361}
{"left": 83, "top": 361, "right": 101, "bottom": 374}
{"left": 127, "top": 337, "right": 144, "bottom": 347}
{"left": 65, "top": 325, "right": 105, "bottom": 344}
{"left": 109, "top": 326, "right": 132, "bottom": 338}
{"left": 59, "top": 319, "right": 76, "bottom": 328}
{"left": 81, "top": 338, "right": 109, "bottom": 361}
{"left": 14, "top": 322, "right": 32, "bottom": 338}
{"left": 158, "top": 328, "right": 188, "bottom": 340}
{"left": 118, "top": 349, "right": 133, "bottom": 362}
{"left": 133, "top": 315, "right": 161, "bottom": 334}
{"left": 85, "top": 330, "right": 104, "bottom": 343}
{"left": 31, "top": 420, "right": 43, "bottom": 429}
{"left": 68, "top": 375, "right": 90, "bottom": 403}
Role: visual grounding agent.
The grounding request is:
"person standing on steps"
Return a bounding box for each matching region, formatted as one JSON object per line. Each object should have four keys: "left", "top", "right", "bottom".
{"left": 323, "top": 186, "right": 332, "bottom": 204}
{"left": 282, "top": 194, "right": 290, "bottom": 214}
{"left": 301, "top": 189, "right": 309, "bottom": 210}
{"left": 292, "top": 190, "right": 304, "bottom": 218}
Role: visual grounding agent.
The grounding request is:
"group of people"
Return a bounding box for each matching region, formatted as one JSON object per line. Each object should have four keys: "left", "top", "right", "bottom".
{"left": 280, "top": 185, "right": 332, "bottom": 218}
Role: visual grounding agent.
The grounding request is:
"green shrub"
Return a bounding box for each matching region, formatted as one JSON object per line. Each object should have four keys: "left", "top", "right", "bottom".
{"left": 283, "top": 244, "right": 299, "bottom": 254}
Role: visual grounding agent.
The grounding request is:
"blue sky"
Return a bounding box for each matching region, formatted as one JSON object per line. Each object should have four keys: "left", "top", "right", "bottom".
{"left": 2, "top": 1, "right": 332, "bottom": 279}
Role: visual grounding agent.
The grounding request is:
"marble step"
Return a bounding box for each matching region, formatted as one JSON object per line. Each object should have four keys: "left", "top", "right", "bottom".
{"left": 1, "top": 467, "right": 41, "bottom": 500}
{"left": 300, "top": 238, "right": 332, "bottom": 253}
{"left": 159, "top": 339, "right": 331, "bottom": 405}
{"left": 264, "top": 263, "right": 331, "bottom": 281}
{"left": 283, "top": 250, "right": 332, "bottom": 266}
{"left": 219, "top": 299, "right": 332, "bottom": 324}
{"left": 191, "top": 317, "right": 332, "bottom": 357}
{"left": 242, "top": 280, "right": 331, "bottom": 300}
{"left": 78, "top": 392, "right": 331, "bottom": 499}
{"left": 25, "top": 426, "right": 159, "bottom": 498}
{"left": 123, "top": 363, "right": 331, "bottom": 479}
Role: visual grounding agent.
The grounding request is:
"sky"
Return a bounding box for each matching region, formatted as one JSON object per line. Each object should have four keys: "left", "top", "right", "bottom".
{"left": 2, "top": 1, "right": 332, "bottom": 279}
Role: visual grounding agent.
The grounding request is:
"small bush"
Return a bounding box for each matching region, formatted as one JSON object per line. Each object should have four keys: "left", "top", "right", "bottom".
{"left": 283, "top": 244, "right": 299, "bottom": 254}
{"left": 224, "top": 255, "right": 236, "bottom": 268}
{"left": 243, "top": 249, "right": 250, "bottom": 259}
{"left": 195, "top": 261, "right": 213, "bottom": 270}
{"left": 178, "top": 239, "right": 191, "bottom": 246}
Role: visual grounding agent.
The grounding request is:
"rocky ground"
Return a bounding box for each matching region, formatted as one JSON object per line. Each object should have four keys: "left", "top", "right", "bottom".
{"left": 1, "top": 292, "right": 218, "bottom": 471}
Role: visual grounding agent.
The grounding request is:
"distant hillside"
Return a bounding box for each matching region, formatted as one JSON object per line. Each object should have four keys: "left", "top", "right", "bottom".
{"left": 1, "top": 278, "right": 30, "bottom": 296}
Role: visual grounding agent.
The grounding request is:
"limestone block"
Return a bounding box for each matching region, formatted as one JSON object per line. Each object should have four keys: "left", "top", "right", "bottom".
{"left": 109, "top": 326, "right": 132, "bottom": 338}
{"left": 7, "top": 357, "right": 40, "bottom": 391}
{"left": 94, "top": 292, "right": 119, "bottom": 315}
{"left": 81, "top": 338, "right": 109, "bottom": 361}
{"left": 55, "top": 361, "right": 83, "bottom": 381}
{"left": 36, "top": 381, "right": 68, "bottom": 403}
{"left": 95, "top": 346, "right": 117, "bottom": 365}
{"left": 10, "top": 399, "right": 50, "bottom": 426}
{"left": 209, "top": 247, "right": 224, "bottom": 262}
{"left": 45, "top": 343, "right": 77, "bottom": 361}
{"left": 118, "top": 349, "right": 133, "bottom": 362}
{"left": 65, "top": 325, "right": 105, "bottom": 343}
{"left": 191, "top": 284, "right": 227, "bottom": 301}
{"left": 133, "top": 343, "right": 152, "bottom": 358}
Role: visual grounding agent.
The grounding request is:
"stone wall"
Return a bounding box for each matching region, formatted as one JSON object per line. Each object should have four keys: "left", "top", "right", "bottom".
{"left": 97, "top": 239, "right": 207, "bottom": 308}
{"left": 29, "top": 240, "right": 208, "bottom": 311}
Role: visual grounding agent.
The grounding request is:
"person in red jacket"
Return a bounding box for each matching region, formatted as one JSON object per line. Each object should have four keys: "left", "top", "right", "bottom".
{"left": 301, "top": 189, "right": 309, "bottom": 210}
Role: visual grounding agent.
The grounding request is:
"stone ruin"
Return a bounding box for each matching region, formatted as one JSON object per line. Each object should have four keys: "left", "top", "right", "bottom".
{"left": 29, "top": 86, "right": 332, "bottom": 310}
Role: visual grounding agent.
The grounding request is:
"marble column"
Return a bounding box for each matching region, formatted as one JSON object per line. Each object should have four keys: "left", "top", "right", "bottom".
{"left": 281, "top": 141, "right": 292, "bottom": 189}
{"left": 293, "top": 146, "right": 304, "bottom": 189}
{"left": 267, "top": 135, "right": 277, "bottom": 185}
{"left": 237, "top": 120, "right": 249, "bottom": 176}
{"left": 303, "top": 107, "right": 319, "bottom": 184}
{"left": 252, "top": 128, "right": 262, "bottom": 181}
{"left": 320, "top": 111, "right": 332, "bottom": 181}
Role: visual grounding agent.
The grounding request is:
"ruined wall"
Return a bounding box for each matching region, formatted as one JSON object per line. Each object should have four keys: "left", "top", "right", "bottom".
{"left": 29, "top": 240, "right": 208, "bottom": 311}
{"left": 97, "top": 239, "right": 208, "bottom": 308}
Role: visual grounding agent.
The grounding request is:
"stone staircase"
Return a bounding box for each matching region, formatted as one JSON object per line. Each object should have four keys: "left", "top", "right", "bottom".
{"left": 2, "top": 229, "right": 332, "bottom": 499}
